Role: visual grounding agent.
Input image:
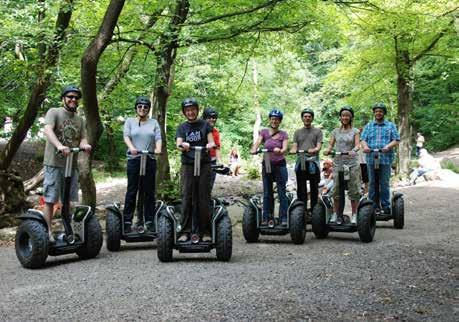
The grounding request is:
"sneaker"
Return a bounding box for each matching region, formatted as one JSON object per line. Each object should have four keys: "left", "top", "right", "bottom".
{"left": 351, "top": 213, "right": 357, "bottom": 225}
{"left": 260, "top": 220, "right": 268, "bottom": 226}
{"left": 178, "top": 233, "right": 190, "bottom": 242}
{"left": 329, "top": 213, "right": 337, "bottom": 223}
{"left": 48, "top": 234, "right": 55, "bottom": 243}
{"left": 383, "top": 208, "right": 391, "bottom": 215}
{"left": 280, "top": 218, "right": 288, "bottom": 226}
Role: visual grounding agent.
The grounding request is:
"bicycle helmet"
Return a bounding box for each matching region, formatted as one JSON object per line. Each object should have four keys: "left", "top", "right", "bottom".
{"left": 61, "top": 85, "right": 82, "bottom": 99}
{"left": 202, "top": 107, "right": 218, "bottom": 119}
{"left": 135, "top": 96, "right": 151, "bottom": 108}
{"left": 372, "top": 102, "right": 387, "bottom": 114}
{"left": 339, "top": 105, "right": 354, "bottom": 118}
{"left": 301, "top": 108, "right": 314, "bottom": 118}
{"left": 268, "top": 108, "right": 283, "bottom": 120}
{"left": 181, "top": 97, "right": 199, "bottom": 113}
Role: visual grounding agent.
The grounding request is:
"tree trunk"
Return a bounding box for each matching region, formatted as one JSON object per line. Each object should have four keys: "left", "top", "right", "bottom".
{"left": 152, "top": 0, "right": 190, "bottom": 186}
{"left": 24, "top": 168, "right": 45, "bottom": 194}
{"left": 79, "top": 0, "right": 125, "bottom": 208}
{"left": 252, "top": 60, "right": 261, "bottom": 144}
{"left": 394, "top": 39, "right": 413, "bottom": 175}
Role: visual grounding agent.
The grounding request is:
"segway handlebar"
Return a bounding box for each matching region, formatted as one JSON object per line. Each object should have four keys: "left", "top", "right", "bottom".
{"left": 56, "top": 147, "right": 87, "bottom": 154}
{"left": 127, "top": 150, "right": 159, "bottom": 156}
{"left": 250, "top": 148, "right": 273, "bottom": 155}
{"left": 178, "top": 144, "right": 208, "bottom": 151}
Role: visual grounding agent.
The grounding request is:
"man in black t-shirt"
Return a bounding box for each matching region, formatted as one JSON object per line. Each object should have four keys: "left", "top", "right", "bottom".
{"left": 176, "top": 98, "right": 215, "bottom": 241}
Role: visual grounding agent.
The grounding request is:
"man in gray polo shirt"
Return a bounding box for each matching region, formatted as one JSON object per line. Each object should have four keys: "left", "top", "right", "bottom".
{"left": 43, "top": 85, "right": 91, "bottom": 242}
{"left": 290, "top": 108, "right": 323, "bottom": 211}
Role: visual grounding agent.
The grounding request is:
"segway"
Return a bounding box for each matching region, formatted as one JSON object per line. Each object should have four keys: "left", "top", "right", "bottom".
{"left": 312, "top": 151, "right": 376, "bottom": 243}
{"left": 105, "top": 151, "right": 166, "bottom": 251}
{"left": 157, "top": 146, "right": 232, "bottom": 262}
{"left": 371, "top": 149, "right": 404, "bottom": 229}
{"left": 242, "top": 148, "right": 306, "bottom": 244}
{"left": 15, "top": 148, "right": 103, "bottom": 268}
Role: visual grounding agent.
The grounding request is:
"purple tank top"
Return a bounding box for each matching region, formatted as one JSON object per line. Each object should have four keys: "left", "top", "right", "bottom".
{"left": 260, "top": 128, "right": 288, "bottom": 164}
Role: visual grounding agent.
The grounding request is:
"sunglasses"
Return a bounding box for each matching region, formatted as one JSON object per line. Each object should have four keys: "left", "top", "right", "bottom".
{"left": 137, "top": 104, "right": 150, "bottom": 110}
{"left": 65, "top": 95, "right": 80, "bottom": 100}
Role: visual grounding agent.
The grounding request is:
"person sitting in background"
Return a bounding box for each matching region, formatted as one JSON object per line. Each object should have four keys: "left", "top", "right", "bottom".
{"left": 229, "top": 147, "right": 241, "bottom": 176}
{"left": 409, "top": 148, "right": 441, "bottom": 185}
{"left": 319, "top": 159, "right": 334, "bottom": 195}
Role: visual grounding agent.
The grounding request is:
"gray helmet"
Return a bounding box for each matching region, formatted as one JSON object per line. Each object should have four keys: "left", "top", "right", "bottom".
{"left": 339, "top": 105, "right": 354, "bottom": 118}
{"left": 202, "top": 107, "right": 218, "bottom": 119}
{"left": 301, "top": 108, "right": 314, "bottom": 118}
{"left": 61, "top": 85, "right": 81, "bottom": 99}
{"left": 372, "top": 102, "right": 387, "bottom": 114}
{"left": 268, "top": 108, "right": 283, "bottom": 120}
{"left": 135, "top": 96, "right": 151, "bottom": 108}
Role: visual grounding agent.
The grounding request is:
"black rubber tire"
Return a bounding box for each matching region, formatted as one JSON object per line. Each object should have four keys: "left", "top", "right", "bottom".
{"left": 15, "top": 220, "right": 48, "bottom": 269}
{"left": 157, "top": 215, "right": 174, "bottom": 262}
{"left": 106, "top": 210, "right": 121, "bottom": 251}
{"left": 216, "top": 215, "right": 232, "bottom": 261}
{"left": 76, "top": 215, "right": 103, "bottom": 259}
{"left": 289, "top": 205, "right": 306, "bottom": 244}
{"left": 311, "top": 203, "right": 328, "bottom": 239}
{"left": 357, "top": 204, "right": 376, "bottom": 243}
{"left": 242, "top": 206, "right": 259, "bottom": 243}
{"left": 393, "top": 197, "right": 404, "bottom": 229}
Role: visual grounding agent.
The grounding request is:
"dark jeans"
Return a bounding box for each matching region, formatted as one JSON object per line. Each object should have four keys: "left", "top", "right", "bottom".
{"left": 262, "top": 163, "right": 288, "bottom": 222}
{"left": 368, "top": 163, "right": 391, "bottom": 209}
{"left": 123, "top": 158, "right": 156, "bottom": 223}
{"left": 210, "top": 159, "right": 217, "bottom": 193}
{"left": 180, "top": 163, "right": 212, "bottom": 234}
{"left": 295, "top": 162, "right": 320, "bottom": 210}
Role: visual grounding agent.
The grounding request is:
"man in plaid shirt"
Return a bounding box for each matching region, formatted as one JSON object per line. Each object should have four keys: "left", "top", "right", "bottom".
{"left": 361, "top": 103, "right": 400, "bottom": 214}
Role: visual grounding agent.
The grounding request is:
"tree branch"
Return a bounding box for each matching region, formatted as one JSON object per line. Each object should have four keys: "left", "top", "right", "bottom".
{"left": 412, "top": 19, "right": 454, "bottom": 63}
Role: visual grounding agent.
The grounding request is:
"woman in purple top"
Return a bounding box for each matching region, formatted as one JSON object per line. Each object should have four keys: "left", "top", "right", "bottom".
{"left": 251, "top": 109, "right": 289, "bottom": 226}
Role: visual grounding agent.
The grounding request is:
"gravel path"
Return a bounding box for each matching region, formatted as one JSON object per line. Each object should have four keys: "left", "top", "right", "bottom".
{"left": 1, "top": 183, "right": 458, "bottom": 321}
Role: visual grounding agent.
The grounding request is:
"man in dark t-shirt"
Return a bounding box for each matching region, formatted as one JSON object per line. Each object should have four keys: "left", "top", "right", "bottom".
{"left": 176, "top": 98, "right": 215, "bottom": 241}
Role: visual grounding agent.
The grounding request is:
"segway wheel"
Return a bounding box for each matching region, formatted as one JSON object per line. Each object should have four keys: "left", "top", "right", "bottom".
{"left": 357, "top": 204, "right": 376, "bottom": 243}
{"left": 157, "top": 215, "right": 174, "bottom": 262}
{"left": 242, "top": 206, "right": 259, "bottom": 243}
{"left": 393, "top": 197, "right": 404, "bottom": 229}
{"left": 106, "top": 210, "right": 121, "bottom": 251}
{"left": 216, "top": 215, "right": 232, "bottom": 261}
{"left": 76, "top": 215, "right": 103, "bottom": 259}
{"left": 289, "top": 205, "right": 306, "bottom": 244}
{"left": 15, "top": 220, "right": 48, "bottom": 269}
{"left": 311, "top": 204, "right": 328, "bottom": 239}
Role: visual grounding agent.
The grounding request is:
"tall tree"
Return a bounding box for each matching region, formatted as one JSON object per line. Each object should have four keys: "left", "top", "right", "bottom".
{"left": 80, "top": 0, "right": 126, "bottom": 207}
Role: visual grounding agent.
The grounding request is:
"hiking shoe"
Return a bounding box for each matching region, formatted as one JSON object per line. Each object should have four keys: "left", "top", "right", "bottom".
{"left": 329, "top": 213, "right": 337, "bottom": 223}
{"left": 351, "top": 213, "right": 357, "bottom": 225}
{"left": 145, "top": 221, "right": 155, "bottom": 232}
{"left": 124, "top": 222, "right": 132, "bottom": 234}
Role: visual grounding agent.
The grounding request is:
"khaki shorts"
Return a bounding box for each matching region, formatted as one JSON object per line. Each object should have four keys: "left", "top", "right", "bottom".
{"left": 43, "top": 166, "right": 79, "bottom": 204}
{"left": 332, "top": 164, "right": 361, "bottom": 201}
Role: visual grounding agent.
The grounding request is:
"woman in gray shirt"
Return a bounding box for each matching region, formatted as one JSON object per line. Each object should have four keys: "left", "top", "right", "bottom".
{"left": 324, "top": 106, "right": 361, "bottom": 225}
{"left": 122, "top": 96, "right": 162, "bottom": 232}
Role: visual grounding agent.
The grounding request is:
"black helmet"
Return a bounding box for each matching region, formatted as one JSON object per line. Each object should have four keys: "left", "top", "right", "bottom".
{"left": 61, "top": 85, "right": 81, "bottom": 99}
{"left": 372, "top": 102, "right": 387, "bottom": 114}
{"left": 181, "top": 97, "right": 199, "bottom": 113}
{"left": 339, "top": 105, "right": 354, "bottom": 118}
{"left": 202, "top": 107, "right": 218, "bottom": 119}
{"left": 135, "top": 96, "right": 151, "bottom": 108}
{"left": 301, "top": 108, "right": 314, "bottom": 118}
{"left": 268, "top": 108, "right": 283, "bottom": 120}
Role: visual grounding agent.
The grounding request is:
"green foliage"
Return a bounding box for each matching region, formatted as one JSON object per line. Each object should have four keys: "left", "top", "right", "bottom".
{"left": 156, "top": 174, "right": 181, "bottom": 203}
{"left": 441, "top": 159, "right": 459, "bottom": 174}
{"left": 246, "top": 164, "right": 260, "bottom": 180}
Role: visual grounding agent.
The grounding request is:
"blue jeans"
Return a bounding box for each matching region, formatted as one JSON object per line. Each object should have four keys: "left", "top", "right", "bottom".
{"left": 123, "top": 158, "right": 156, "bottom": 223}
{"left": 262, "top": 163, "right": 288, "bottom": 221}
{"left": 368, "top": 163, "right": 391, "bottom": 209}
